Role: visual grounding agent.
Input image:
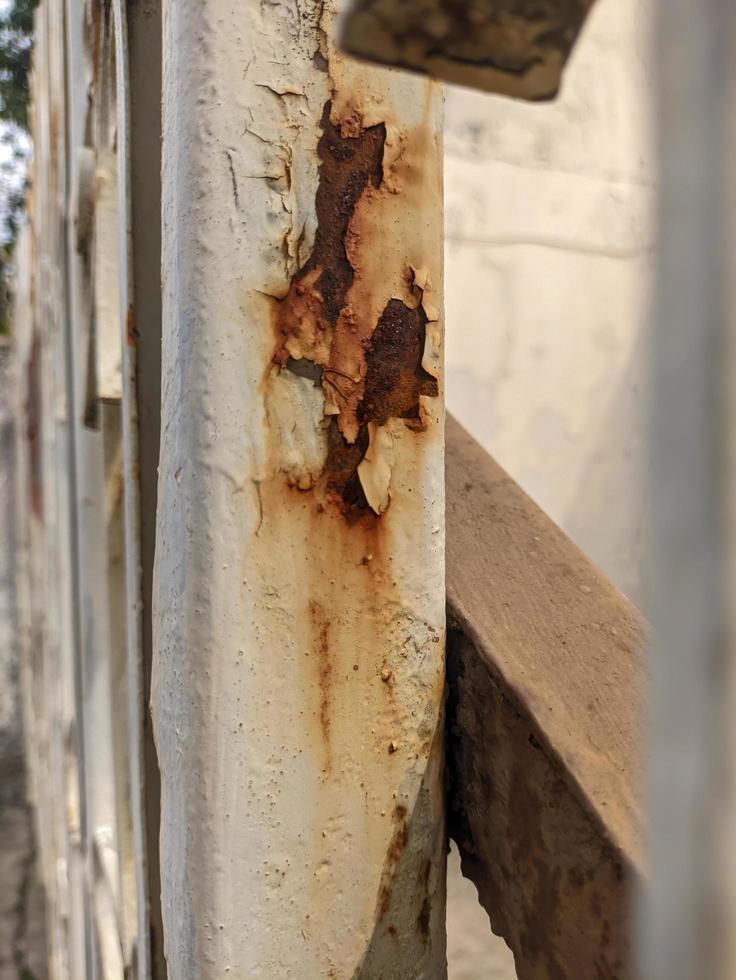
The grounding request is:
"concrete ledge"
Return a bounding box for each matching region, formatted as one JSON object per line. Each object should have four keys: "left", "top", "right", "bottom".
{"left": 341, "top": 0, "right": 597, "bottom": 101}
{"left": 445, "top": 414, "right": 644, "bottom": 980}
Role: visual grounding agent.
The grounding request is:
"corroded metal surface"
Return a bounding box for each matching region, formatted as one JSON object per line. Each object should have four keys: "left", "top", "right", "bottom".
{"left": 155, "top": 1, "right": 445, "bottom": 976}
{"left": 341, "top": 0, "right": 596, "bottom": 100}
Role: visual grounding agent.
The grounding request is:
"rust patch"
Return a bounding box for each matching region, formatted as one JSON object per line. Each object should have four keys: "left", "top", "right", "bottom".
{"left": 361, "top": 299, "right": 437, "bottom": 426}
{"left": 273, "top": 101, "right": 385, "bottom": 368}
{"left": 126, "top": 305, "right": 137, "bottom": 347}
{"left": 323, "top": 417, "right": 370, "bottom": 512}
{"left": 322, "top": 299, "right": 437, "bottom": 514}
{"left": 309, "top": 600, "right": 334, "bottom": 774}
{"left": 377, "top": 804, "right": 408, "bottom": 921}
{"left": 270, "top": 101, "right": 439, "bottom": 518}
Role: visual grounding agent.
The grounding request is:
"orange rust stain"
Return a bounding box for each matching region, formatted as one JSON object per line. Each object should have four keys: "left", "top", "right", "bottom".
{"left": 309, "top": 599, "right": 334, "bottom": 774}
{"left": 267, "top": 100, "right": 439, "bottom": 520}
{"left": 361, "top": 299, "right": 437, "bottom": 427}
{"left": 377, "top": 804, "right": 408, "bottom": 921}
{"left": 272, "top": 101, "right": 384, "bottom": 377}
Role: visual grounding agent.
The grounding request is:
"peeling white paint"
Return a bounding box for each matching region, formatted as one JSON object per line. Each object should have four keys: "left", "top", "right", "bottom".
{"left": 358, "top": 420, "right": 396, "bottom": 514}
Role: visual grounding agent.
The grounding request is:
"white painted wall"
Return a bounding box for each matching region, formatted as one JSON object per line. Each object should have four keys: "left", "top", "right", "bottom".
{"left": 443, "top": 1, "right": 654, "bottom": 976}
{"left": 445, "top": 0, "right": 655, "bottom": 605}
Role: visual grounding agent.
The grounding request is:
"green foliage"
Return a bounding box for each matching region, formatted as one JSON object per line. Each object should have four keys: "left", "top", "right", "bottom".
{"left": 0, "top": 0, "right": 37, "bottom": 253}
{"left": 0, "top": 0, "right": 37, "bottom": 326}
{"left": 0, "top": 0, "right": 37, "bottom": 130}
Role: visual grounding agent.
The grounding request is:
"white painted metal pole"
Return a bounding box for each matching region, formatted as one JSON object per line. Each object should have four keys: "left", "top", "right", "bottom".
{"left": 645, "top": 3, "right": 736, "bottom": 979}
{"left": 155, "top": 1, "right": 445, "bottom": 976}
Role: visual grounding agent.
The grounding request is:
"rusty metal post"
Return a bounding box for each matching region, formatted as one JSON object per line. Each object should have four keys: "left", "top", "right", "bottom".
{"left": 155, "top": 1, "right": 445, "bottom": 976}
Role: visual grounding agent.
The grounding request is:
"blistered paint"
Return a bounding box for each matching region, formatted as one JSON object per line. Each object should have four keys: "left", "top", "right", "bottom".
{"left": 155, "top": 0, "right": 445, "bottom": 977}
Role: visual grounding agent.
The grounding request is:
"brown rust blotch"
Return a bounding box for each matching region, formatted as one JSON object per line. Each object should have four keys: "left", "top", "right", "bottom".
{"left": 269, "top": 101, "right": 439, "bottom": 518}
{"left": 321, "top": 299, "right": 437, "bottom": 514}
{"left": 273, "top": 101, "right": 385, "bottom": 366}
{"left": 377, "top": 804, "right": 409, "bottom": 921}
{"left": 360, "top": 299, "right": 438, "bottom": 426}
{"left": 323, "top": 417, "right": 370, "bottom": 513}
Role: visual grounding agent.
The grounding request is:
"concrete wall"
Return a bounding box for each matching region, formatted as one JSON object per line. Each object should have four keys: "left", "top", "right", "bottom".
{"left": 445, "top": 0, "right": 655, "bottom": 605}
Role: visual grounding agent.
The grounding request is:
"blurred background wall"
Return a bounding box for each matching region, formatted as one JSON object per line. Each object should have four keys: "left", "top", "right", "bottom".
{"left": 443, "top": 0, "right": 654, "bottom": 974}
{"left": 0, "top": 337, "right": 47, "bottom": 979}
{"left": 446, "top": 0, "right": 654, "bottom": 606}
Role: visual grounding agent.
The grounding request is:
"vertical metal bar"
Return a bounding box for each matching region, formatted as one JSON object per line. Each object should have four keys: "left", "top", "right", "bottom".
{"left": 156, "top": 1, "right": 446, "bottom": 976}
{"left": 112, "top": 0, "right": 166, "bottom": 974}
{"left": 646, "top": 3, "right": 736, "bottom": 979}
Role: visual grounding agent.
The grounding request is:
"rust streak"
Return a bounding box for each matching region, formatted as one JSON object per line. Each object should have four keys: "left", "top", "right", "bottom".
{"left": 377, "top": 804, "right": 408, "bottom": 921}
{"left": 309, "top": 600, "right": 334, "bottom": 774}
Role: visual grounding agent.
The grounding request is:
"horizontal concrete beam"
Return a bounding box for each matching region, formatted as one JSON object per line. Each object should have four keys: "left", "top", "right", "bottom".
{"left": 445, "top": 414, "right": 644, "bottom": 980}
